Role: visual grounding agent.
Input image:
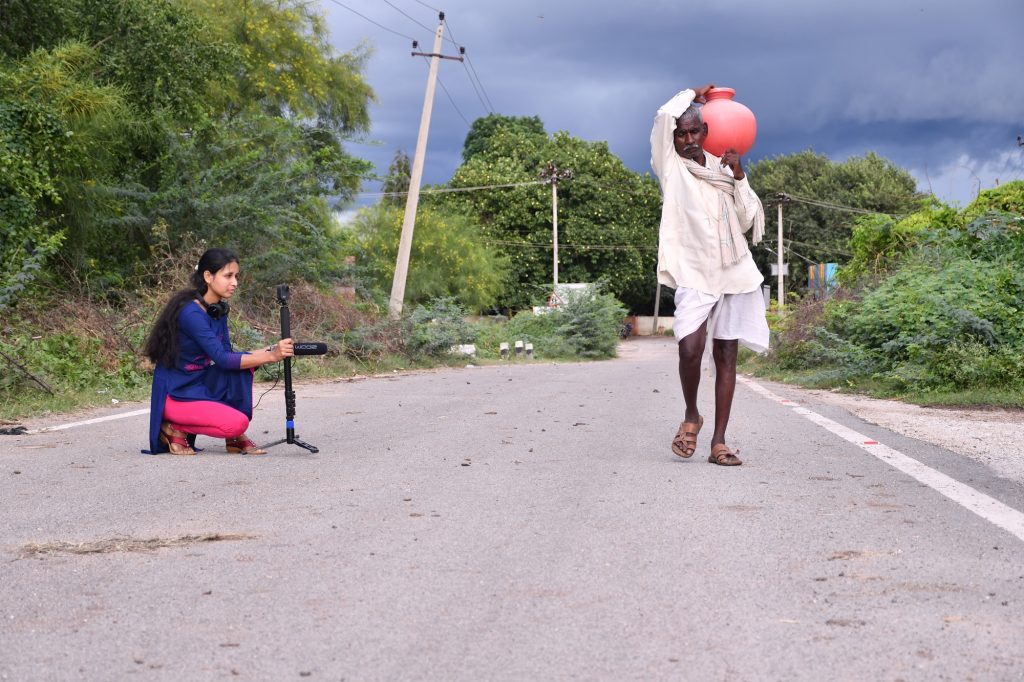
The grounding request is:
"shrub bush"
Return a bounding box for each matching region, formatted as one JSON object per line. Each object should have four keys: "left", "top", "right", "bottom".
{"left": 474, "top": 286, "right": 626, "bottom": 360}
{"left": 761, "top": 184, "right": 1024, "bottom": 400}
{"left": 405, "top": 298, "right": 477, "bottom": 359}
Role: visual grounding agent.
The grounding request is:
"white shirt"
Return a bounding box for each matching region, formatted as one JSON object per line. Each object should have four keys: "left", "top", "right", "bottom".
{"left": 651, "top": 89, "right": 764, "bottom": 295}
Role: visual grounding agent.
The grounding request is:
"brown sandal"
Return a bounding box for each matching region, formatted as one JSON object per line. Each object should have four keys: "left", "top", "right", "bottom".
{"left": 708, "top": 443, "right": 742, "bottom": 466}
{"left": 226, "top": 436, "right": 267, "bottom": 455}
{"left": 160, "top": 423, "right": 196, "bottom": 456}
{"left": 671, "top": 415, "right": 703, "bottom": 458}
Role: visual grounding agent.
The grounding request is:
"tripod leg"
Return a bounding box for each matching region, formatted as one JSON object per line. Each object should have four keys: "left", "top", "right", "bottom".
{"left": 291, "top": 437, "right": 319, "bottom": 454}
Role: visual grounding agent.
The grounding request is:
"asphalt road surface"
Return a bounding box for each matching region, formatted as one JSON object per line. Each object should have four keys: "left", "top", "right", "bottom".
{"left": 2, "top": 338, "right": 1023, "bottom": 681}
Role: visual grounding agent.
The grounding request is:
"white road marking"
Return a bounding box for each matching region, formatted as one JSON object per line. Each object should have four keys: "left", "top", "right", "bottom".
{"left": 740, "top": 376, "right": 1024, "bottom": 543}
{"left": 26, "top": 408, "right": 150, "bottom": 434}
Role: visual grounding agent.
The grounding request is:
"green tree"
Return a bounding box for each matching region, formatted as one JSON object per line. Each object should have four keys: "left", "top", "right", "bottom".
{"left": 747, "top": 150, "right": 923, "bottom": 291}
{"left": 435, "top": 123, "right": 663, "bottom": 312}
{"left": 0, "top": 0, "right": 376, "bottom": 299}
{"left": 461, "top": 113, "right": 546, "bottom": 163}
{"left": 150, "top": 114, "right": 371, "bottom": 288}
{"left": 0, "top": 41, "right": 132, "bottom": 309}
{"left": 344, "top": 203, "right": 509, "bottom": 312}
{"left": 382, "top": 150, "right": 411, "bottom": 207}
{"left": 185, "top": 0, "right": 374, "bottom": 133}
{"left": 0, "top": 0, "right": 77, "bottom": 57}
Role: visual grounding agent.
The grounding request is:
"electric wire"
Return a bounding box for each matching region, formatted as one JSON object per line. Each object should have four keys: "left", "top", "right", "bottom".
{"left": 443, "top": 19, "right": 496, "bottom": 112}
{"left": 782, "top": 192, "right": 895, "bottom": 217}
{"left": 462, "top": 53, "right": 495, "bottom": 112}
{"left": 410, "top": 0, "right": 442, "bottom": 13}
{"left": 380, "top": 0, "right": 437, "bottom": 34}
{"left": 436, "top": 75, "right": 471, "bottom": 126}
{"left": 418, "top": 56, "right": 471, "bottom": 127}
{"left": 460, "top": 58, "right": 492, "bottom": 114}
{"left": 760, "top": 244, "right": 815, "bottom": 266}
{"left": 483, "top": 239, "right": 656, "bottom": 251}
{"left": 323, "top": 0, "right": 419, "bottom": 42}
{"left": 759, "top": 237, "right": 852, "bottom": 258}
{"left": 358, "top": 180, "right": 544, "bottom": 198}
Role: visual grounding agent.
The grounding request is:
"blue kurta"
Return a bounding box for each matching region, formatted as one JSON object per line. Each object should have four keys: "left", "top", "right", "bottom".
{"left": 146, "top": 302, "right": 250, "bottom": 454}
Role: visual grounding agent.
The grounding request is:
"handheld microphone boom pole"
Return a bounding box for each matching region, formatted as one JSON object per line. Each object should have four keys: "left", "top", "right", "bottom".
{"left": 264, "top": 284, "right": 319, "bottom": 453}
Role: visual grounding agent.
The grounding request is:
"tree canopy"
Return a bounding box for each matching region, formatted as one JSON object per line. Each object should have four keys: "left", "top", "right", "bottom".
{"left": 343, "top": 203, "right": 509, "bottom": 312}
{"left": 0, "top": 0, "right": 375, "bottom": 308}
{"left": 461, "top": 113, "right": 547, "bottom": 163}
{"left": 747, "top": 150, "right": 924, "bottom": 290}
{"left": 435, "top": 121, "right": 663, "bottom": 312}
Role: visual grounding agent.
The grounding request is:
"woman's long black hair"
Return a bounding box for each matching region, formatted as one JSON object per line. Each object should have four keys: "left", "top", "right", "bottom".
{"left": 143, "top": 248, "right": 239, "bottom": 368}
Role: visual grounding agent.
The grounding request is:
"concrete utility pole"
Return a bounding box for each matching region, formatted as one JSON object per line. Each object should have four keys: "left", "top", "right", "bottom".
{"left": 388, "top": 13, "right": 463, "bottom": 318}
{"left": 539, "top": 163, "right": 573, "bottom": 289}
{"left": 651, "top": 283, "right": 662, "bottom": 336}
{"left": 775, "top": 192, "right": 791, "bottom": 311}
{"left": 777, "top": 201, "right": 785, "bottom": 310}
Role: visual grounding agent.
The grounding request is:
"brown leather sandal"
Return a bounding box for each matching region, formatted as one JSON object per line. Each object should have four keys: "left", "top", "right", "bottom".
{"left": 226, "top": 436, "right": 267, "bottom": 455}
{"left": 671, "top": 415, "right": 704, "bottom": 458}
{"left": 708, "top": 443, "right": 742, "bottom": 466}
{"left": 160, "top": 423, "right": 196, "bottom": 456}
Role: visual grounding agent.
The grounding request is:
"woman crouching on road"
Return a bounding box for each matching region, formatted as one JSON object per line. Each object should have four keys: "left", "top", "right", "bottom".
{"left": 142, "top": 248, "right": 293, "bottom": 455}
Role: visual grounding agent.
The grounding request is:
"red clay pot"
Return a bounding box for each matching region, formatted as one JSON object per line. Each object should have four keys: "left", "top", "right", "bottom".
{"left": 701, "top": 87, "right": 757, "bottom": 157}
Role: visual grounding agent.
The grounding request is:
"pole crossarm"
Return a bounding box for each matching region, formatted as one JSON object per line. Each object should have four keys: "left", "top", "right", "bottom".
{"left": 411, "top": 51, "right": 464, "bottom": 61}
{"left": 539, "top": 163, "right": 573, "bottom": 185}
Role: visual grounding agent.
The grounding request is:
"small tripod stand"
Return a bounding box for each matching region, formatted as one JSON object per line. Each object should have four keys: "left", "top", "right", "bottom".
{"left": 264, "top": 284, "right": 318, "bottom": 453}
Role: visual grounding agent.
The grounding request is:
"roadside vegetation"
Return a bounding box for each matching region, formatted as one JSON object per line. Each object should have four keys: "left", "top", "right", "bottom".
{"left": 2, "top": 0, "right": 1018, "bottom": 423}
{"left": 743, "top": 181, "right": 1024, "bottom": 409}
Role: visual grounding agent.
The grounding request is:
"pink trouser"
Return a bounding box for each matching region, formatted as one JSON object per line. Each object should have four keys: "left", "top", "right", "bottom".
{"left": 164, "top": 397, "right": 249, "bottom": 439}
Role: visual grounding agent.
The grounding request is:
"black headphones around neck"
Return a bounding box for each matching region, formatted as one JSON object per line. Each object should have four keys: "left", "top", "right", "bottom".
{"left": 195, "top": 292, "right": 230, "bottom": 320}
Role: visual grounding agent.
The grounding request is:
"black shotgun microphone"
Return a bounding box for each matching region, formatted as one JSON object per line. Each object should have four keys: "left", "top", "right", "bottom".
{"left": 293, "top": 342, "right": 328, "bottom": 356}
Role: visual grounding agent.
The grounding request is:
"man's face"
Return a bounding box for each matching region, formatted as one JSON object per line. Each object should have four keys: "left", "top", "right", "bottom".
{"left": 673, "top": 117, "right": 707, "bottom": 162}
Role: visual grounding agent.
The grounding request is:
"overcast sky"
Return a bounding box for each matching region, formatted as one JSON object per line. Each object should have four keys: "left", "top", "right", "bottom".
{"left": 322, "top": 0, "right": 1023, "bottom": 210}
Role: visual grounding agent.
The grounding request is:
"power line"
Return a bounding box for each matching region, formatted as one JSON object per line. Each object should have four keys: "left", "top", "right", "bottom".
{"left": 418, "top": 57, "right": 470, "bottom": 127}
{"left": 462, "top": 51, "right": 496, "bottom": 113}
{"left": 483, "top": 239, "right": 656, "bottom": 252}
{"left": 442, "top": 18, "right": 497, "bottom": 112}
{"left": 442, "top": 19, "right": 496, "bottom": 113}
{"left": 380, "top": 0, "right": 436, "bottom": 34}
{"left": 460, "top": 57, "right": 492, "bottom": 114}
{"left": 409, "top": 0, "right": 442, "bottom": 13}
{"left": 358, "top": 180, "right": 544, "bottom": 198}
{"left": 760, "top": 244, "right": 815, "bottom": 266}
{"left": 436, "top": 75, "right": 471, "bottom": 126}
{"left": 324, "top": 0, "right": 419, "bottom": 42}
{"left": 781, "top": 192, "right": 895, "bottom": 217}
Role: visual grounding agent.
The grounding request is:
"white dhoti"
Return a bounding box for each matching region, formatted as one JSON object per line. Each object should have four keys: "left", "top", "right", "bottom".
{"left": 672, "top": 287, "right": 769, "bottom": 377}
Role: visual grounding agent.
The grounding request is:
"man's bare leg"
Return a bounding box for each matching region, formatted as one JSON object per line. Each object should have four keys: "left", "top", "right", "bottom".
{"left": 711, "top": 338, "right": 738, "bottom": 447}
{"left": 678, "top": 324, "right": 707, "bottom": 423}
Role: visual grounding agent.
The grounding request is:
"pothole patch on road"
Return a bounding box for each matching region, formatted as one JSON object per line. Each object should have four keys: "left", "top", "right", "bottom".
{"left": 17, "top": 533, "right": 256, "bottom": 559}
{"left": 828, "top": 549, "right": 901, "bottom": 561}
{"left": 825, "top": 618, "right": 867, "bottom": 628}
{"left": 719, "top": 505, "right": 764, "bottom": 513}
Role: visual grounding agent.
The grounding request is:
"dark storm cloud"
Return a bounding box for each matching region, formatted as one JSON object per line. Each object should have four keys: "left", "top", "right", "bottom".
{"left": 325, "top": 0, "right": 1024, "bottom": 207}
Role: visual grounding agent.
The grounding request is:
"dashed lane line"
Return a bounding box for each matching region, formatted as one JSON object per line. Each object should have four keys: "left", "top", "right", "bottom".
{"left": 26, "top": 408, "right": 150, "bottom": 434}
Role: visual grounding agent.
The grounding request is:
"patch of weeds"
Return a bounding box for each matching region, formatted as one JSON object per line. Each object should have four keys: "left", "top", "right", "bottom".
{"left": 19, "top": 533, "right": 256, "bottom": 559}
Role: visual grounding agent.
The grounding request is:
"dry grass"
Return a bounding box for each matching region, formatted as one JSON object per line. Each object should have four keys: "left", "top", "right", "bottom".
{"left": 19, "top": 533, "right": 256, "bottom": 558}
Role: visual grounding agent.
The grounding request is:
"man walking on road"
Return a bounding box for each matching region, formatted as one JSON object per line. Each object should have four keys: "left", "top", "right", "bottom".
{"left": 650, "top": 84, "right": 769, "bottom": 466}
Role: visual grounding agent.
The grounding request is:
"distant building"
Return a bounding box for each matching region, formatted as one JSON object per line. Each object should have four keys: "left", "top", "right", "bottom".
{"left": 808, "top": 263, "right": 838, "bottom": 299}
